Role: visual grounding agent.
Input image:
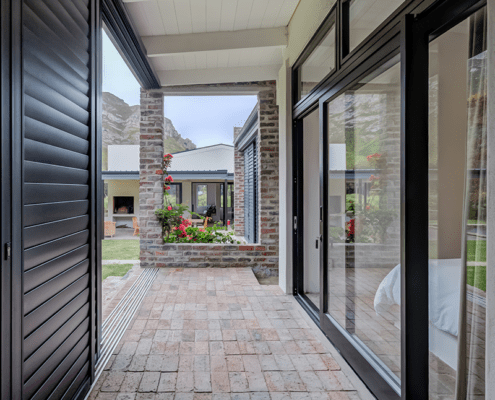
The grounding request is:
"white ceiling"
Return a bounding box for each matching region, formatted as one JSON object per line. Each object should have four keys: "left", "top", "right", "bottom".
{"left": 123, "top": 0, "right": 300, "bottom": 86}
{"left": 124, "top": 0, "right": 299, "bottom": 35}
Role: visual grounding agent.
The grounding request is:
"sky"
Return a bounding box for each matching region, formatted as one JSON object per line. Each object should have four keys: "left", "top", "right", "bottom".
{"left": 102, "top": 31, "right": 257, "bottom": 148}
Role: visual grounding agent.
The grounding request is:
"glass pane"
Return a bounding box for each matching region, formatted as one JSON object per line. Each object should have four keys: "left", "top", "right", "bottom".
{"left": 165, "top": 184, "right": 181, "bottom": 206}
{"left": 299, "top": 24, "right": 336, "bottom": 101}
{"left": 349, "top": 0, "right": 403, "bottom": 53}
{"left": 197, "top": 184, "right": 207, "bottom": 207}
{"left": 303, "top": 108, "right": 321, "bottom": 309}
{"left": 227, "top": 184, "right": 234, "bottom": 222}
{"left": 327, "top": 60, "right": 401, "bottom": 386}
{"left": 228, "top": 184, "right": 234, "bottom": 208}
{"left": 428, "top": 8, "right": 487, "bottom": 399}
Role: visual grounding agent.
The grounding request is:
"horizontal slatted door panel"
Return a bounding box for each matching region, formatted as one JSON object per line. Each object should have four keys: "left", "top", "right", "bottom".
{"left": 22, "top": 0, "right": 93, "bottom": 399}
{"left": 253, "top": 142, "right": 260, "bottom": 243}
{"left": 244, "top": 143, "right": 254, "bottom": 243}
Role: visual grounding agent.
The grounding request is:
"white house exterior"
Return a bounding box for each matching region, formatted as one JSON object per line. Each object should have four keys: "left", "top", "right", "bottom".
{"left": 103, "top": 144, "right": 235, "bottom": 227}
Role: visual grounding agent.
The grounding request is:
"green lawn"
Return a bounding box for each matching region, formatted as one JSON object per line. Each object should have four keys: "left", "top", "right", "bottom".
{"left": 102, "top": 240, "right": 140, "bottom": 260}
{"left": 467, "top": 240, "right": 486, "bottom": 262}
{"left": 429, "top": 240, "right": 486, "bottom": 262}
{"left": 467, "top": 265, "right": 486, "bottom": 292}
{"left": 429, "top": 240, "right": 486, "bottom": 291}
{"left": 102, "top": 263, "right": 133, "bottom": 280}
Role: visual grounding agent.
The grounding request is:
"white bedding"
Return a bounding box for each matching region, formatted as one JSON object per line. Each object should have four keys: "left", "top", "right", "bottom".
{"left": 374, "top": 258, "right": 461, "bottom": 336}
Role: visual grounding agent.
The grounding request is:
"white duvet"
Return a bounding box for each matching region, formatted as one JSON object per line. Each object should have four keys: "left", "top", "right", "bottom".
{"left": 374, "top": 258, "right": 461, "bottom": 336}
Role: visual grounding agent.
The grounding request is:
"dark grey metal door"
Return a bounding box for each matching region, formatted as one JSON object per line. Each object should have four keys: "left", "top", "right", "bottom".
{"left": 244, "top": 141, "right": 258, "bottom": 243}
{"left": 9, "top": 0, "right": 101, "bottom": 399}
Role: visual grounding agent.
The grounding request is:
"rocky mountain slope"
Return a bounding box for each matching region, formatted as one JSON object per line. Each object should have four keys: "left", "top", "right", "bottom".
{"left": 102, "top": 92, "right": 196, "bottom": 168}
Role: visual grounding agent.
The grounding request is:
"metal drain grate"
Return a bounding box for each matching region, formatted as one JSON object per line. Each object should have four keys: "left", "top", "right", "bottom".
{"left": 88, "top": 267, "right": 159, "bottom": 395}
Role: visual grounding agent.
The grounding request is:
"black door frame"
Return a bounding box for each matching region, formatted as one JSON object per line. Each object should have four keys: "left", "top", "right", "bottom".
{"left": 1, "top": 1, "right": 14, "bottom": 398}
{"left": 291, "top": 0, "right": 488, "bottom": 398}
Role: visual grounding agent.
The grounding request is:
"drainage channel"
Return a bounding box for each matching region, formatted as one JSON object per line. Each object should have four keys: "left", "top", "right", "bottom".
{"left": 85, "top": 267, "right": 159, "bottom": 398}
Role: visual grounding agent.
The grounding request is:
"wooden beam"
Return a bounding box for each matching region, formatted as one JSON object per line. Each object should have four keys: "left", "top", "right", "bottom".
{"left": 143, "top": 27, "right": 288, "bottom": 57}
{"left": 157, "top": 65, "right": 280, "bottom": 86}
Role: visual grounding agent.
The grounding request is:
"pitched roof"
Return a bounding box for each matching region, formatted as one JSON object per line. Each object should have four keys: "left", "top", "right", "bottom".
{"left": 169, "top": 144, "right": 234, "bottom": 173}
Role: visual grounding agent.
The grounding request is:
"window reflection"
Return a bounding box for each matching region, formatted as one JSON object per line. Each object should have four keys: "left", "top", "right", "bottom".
{"left": 348, "top": 0, "right": 403, "bottom": 52}
{"left": 327, "top": 60, "right": 401, "bottom": 387}
{"left": 428, "top": 8, "right": 487, "bottom": 399}
{"left": 299, "top": 24, "right": 336, "bottom": 101}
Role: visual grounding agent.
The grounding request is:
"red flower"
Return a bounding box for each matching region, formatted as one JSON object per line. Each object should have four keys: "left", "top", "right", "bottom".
{"left": 366, "top": 205, "right": 370, "bottom": 210}
{"left": 227, "top": 220, "right": 231, "bottom": 226}
{"left": 165, "top": 175, "right": 174, "bottom": 182}
{"left": 347, "top": 219, "right": 355, "bottom": 235}
{"left": 366, "top": 153, "right": 382, "bottom": 162}
{"left": 167, "top": 206, "right": 172, "bottom": 211}
{"left": 166, "top": 186, "right": 171, "bottom": 190}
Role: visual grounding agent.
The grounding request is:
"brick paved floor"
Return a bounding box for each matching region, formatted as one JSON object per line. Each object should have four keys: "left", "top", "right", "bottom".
{"left": 90, "top": 268, "right": 364, "bottom": 400}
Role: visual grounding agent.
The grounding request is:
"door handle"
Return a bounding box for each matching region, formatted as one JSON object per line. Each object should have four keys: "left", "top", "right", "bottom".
{"left": 315, "top": 235, "right": 322, "bottom": 249}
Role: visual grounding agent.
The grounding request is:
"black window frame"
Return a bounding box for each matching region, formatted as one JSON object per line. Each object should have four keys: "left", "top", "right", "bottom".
{"left": 293, "top": 8, "right": 338, "bottom": 105}
{"left": 291, "top": 0, "right": 489, "bottom": 398}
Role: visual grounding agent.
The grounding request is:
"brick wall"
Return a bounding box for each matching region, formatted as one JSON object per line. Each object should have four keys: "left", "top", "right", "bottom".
{"left": 257, "top": 87, "right": 279, "bottom": 267}
{"left": 139, "top": 89, "right": 165, "bottom": 259}
{"left": 139, "top": 82, "right": 280, "bottom": 278}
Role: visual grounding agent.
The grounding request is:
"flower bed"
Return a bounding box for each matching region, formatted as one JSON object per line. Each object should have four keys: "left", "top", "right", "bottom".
{"left": 155, "top": 153, "right": 239, "bottom": 244}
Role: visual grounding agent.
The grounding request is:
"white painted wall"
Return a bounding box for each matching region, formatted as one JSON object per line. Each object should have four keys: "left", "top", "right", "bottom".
{"left": 303, "top": 109, "right": 321, "bottom": 297}
{"left": 108, "top": 145, "right": 139, "bottom": 171}
{"left": 277, "top": 59, "right": 293, "bottom": 293}
{"left": 277, "top": 0, "right": 333, "bottom": 292}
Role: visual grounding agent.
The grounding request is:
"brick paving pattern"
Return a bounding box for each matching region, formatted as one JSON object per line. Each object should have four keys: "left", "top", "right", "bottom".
{"left": 90, "top": 268, "right": 361, "bottom": 400}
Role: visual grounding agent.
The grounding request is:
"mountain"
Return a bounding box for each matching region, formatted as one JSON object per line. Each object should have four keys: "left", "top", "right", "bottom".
{"left": 102, "top": 92, "right": 196, "bottom": 169}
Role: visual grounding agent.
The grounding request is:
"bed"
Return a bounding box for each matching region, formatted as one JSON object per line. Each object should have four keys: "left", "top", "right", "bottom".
{"left": 374, "top": 258, "right": 461, "bottom": 369}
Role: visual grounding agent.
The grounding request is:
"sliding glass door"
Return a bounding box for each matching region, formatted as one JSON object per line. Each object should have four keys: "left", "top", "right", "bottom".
{"left": 428, "top": 7, "right": 487, "bottom": 398}
{"left": 292, "top": 0, "right": 489, "bottom": 397}
{"left": 326, "top": 60, "right": 402, "bottom": 389}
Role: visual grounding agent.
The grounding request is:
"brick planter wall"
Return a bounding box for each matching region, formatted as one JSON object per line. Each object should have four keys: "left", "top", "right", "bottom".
{"left": 139, "top": 83, "right": 279, "bottom": 277}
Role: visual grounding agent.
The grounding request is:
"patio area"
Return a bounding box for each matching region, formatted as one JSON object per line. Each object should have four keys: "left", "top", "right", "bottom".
{"left": 89, "top": 268, "right": 367, "bottom": 400}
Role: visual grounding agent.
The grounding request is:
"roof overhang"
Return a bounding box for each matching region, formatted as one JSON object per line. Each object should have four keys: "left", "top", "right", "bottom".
{"left": 168, "top": 170, "right": 234, "bottom": 180}
{"left": 102, "top": 171, "right": 140, "bottom": 180}
{"left": 234, "top": 106, "right": 258, "bottom": 151}
{"left": 120, "top": 0, "right": 300, "bottom": 88}
{"left": 102, "top": 170, "right": 234, "bottom": 181}
{"left": 102, "top": 0, "right": 160, "bottom": 89}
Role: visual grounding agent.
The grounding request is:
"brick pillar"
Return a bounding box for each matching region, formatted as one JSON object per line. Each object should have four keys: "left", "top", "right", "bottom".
{"left": 139, "top": 89, "right": 164, "bottom": 265}
{"left": 257, "top": 86, "right": 279, "bottom": 274}
{"left": 233, "top": 127, "right": 245, "bottom": 237}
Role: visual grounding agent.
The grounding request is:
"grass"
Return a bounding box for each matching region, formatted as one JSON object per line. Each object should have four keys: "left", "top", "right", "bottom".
{"left": 102, "top": 240, "right": 140, "bottom": 260}
{"left": 467, "top": 240, "right": 486, "bottom": 262}
{"left": 467, "top": 265, "right": 486, "bottom": 292}
{"left": 429, "top": 240, "right": 486, "bottom": 262}
{"left": 102, "top": 263, "right": 133, "bottom": 280}
{"left": 429, "top": 240, "right": 486, "bottom": 291}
